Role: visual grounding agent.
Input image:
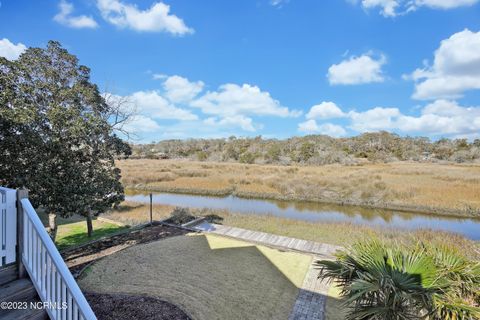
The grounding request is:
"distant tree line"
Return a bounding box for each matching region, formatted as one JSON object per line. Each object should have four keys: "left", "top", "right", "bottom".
{"left": 130, "top": 132, "right": 480, "bottom": 165}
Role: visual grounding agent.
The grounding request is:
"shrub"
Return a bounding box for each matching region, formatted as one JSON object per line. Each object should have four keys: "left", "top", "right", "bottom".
{"left": 167, "top": 207, "right": 195, "bottom": 225}
{"left": 203, "top": 214, "right": 224, "bottom": 224}
{"left": 196, "top": 151, "right": 209, "bottom": 161}
{"left": 239, "top": 152, "right": 257, "bottom": 164}
{"left": 316, "top": 240, "right": 480, "bottom": 320}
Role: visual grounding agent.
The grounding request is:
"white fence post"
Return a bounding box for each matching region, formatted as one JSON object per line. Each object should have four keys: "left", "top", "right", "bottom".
{"left": 0, "top": 187, "right": 17, "bottom": 267}
{"left": 17, "top": 188, "right": 28, "bottom": 277}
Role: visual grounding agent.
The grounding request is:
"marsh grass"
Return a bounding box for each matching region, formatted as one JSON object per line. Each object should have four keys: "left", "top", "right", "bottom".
{"left": 118, "top": 160, "right": 480, "bottom": 218}
{"left": 190, "top": 207, "right": 480, "bottom": 258}
{"left": 101, "top": 201, "right": 174, "bottom": 226}
{"left": 101, "top": 201, "right": 479, "bottom": 259}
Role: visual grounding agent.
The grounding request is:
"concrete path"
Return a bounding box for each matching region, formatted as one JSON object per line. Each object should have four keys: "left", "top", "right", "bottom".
{"left": 194, "top": 222, "right": 341, "bottom": 258}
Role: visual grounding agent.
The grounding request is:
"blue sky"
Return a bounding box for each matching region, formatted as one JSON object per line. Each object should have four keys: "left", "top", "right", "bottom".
{"left": 1, "top": 0, "right": 480, "bottom": 142}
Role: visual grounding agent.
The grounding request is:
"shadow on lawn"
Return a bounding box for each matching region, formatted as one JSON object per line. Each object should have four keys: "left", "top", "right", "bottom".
{"left": 78, "top": 234, "right": 344, "bottom": 320}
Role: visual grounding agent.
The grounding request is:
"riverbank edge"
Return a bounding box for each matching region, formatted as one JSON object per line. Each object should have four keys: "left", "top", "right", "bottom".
{"left": 125, "top": 184, "right": 480, "bottom": 220}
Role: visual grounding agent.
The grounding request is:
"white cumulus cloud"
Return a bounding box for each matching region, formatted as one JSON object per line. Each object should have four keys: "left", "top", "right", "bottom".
{"left": 191, "top": 83, "right": 301, "bottom": 118}
{"left": 327, "top": 53, "right": 386, "bottom": 85}
{"left": 0, "top": 38, "right": 27, "bottom": 60}
{"left": 412, "top": 0, "right": 478, "bottom": 9}
{"left": 130, "top": 90, "right": 198, "bottom": 120}
{"left": 298, "top": 99, "right": 480, "bottom": 138}
{"left": 349, "top": 107, "right": 401, "bottom": 132}
{"left": 349, "top": 100, "right": 480, "bottom": 136}
{"left": 298, "top": 120, "right": 347, "bottom": 137}
{"left": 97, "top": 0, "right": 193, "bottom": 34}
{"left": 54, "top": 1, "right": 98, "bottom": 29}
{"left": 123, "top": 115, "right": 161, "bottom": 133}
{"left": 204, "top": 115, "right": 256, "bottom": 132}
{"left": 162, "top": 75, "right": 204, "bottom": 103}
{"left": 306, "top": 101, "right": 347, "bottom": 119}
{"left": 408, "top": 29, "right": 480, "bottom": 100}
{"left": 352, "top": 0, "right": 478, "bottom": 16}
{"left": 361, "top": 0, "right": 399, "bottom": 17}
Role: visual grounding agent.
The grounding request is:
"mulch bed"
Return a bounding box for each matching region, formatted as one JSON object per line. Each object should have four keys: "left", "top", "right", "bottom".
{"left": 85, "top": 292, "right": 191, "bottom": 320}
{"left": 62, "top": 224, "right": 189, "bottom": 277}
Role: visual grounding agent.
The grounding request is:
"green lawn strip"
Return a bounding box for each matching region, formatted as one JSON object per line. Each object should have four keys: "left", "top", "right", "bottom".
{"left": 55, "top": 220, "right": 128, "bottom": 250}
{"left": 36, "top": 210, "right": 128, "bottom": 250}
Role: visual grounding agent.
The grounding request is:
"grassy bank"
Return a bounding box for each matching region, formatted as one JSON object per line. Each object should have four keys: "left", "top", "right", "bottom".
{"left": 102, "top": 201, "right": 480, "bottom": 258}
{"left": 118, "top": 159, "right": 480, "bottom": 218}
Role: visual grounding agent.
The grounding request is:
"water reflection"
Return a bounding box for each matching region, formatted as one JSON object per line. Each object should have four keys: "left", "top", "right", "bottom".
{"left": 125, "top": 190, "right": 480, "bottom": 240}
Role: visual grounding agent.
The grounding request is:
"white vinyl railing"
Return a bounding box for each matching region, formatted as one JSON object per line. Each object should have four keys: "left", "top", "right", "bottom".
{"left": 21, "top": 198, "right": 97, "bottom": 320}
{"left": 0, "top": 187, "right": 16, "bottom": 267}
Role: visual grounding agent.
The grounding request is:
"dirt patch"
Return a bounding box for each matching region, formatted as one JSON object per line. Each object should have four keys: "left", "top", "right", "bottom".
{"left": 85, "top": 292, "right": 191, "bottom": 320}
{"left": 62, "top": 224, "right": 188, "bottom": 277}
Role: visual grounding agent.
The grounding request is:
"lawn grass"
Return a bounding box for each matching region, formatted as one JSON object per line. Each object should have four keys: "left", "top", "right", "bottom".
{"left": 37, "top": 210, "right": 128, "bottom": 250}
{"left": 326, "top": 285, "right": 347, "bottom": 320}
{"left": 79, "top": 233, "right": 342, "bottom": 320}
{"left": 117, "top": 159, "right": 480, "bottom": 218}
{"left": 55, "top": 220, "right": 128, "bottom": 250}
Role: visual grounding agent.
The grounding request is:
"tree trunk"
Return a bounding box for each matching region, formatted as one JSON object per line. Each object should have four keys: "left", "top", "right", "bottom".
{"left": 86, "top": 211, "right": 93, "bottom": 237}
{"left": 48, "top": 213, "right": 57, "bottom": 241}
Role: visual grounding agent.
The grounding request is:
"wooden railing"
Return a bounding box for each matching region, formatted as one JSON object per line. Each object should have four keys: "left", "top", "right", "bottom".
{"left": 21, "top": 198, "right": 97, "bottom": 320}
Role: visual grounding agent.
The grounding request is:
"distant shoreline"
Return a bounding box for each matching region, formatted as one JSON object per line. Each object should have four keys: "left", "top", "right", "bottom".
{"left": 118, "top": 159, "right": 480, "bottom": 221}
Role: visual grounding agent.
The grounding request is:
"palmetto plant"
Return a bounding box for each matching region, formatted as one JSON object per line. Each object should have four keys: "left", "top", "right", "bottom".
{"left": 316, "top": 240, "right": 480, "bottom": 320}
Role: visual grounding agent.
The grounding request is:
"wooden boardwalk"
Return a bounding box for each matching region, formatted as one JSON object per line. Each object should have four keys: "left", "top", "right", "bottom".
{"left": 194, "top": 222, "right": 341, "bottom": 258}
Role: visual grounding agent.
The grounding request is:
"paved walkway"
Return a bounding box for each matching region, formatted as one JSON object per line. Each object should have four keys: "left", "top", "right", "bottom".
{"left": 289, "top": 259, "right": 331, "bottom": 320}
{"left": 194, "top": 222, "right": 340, "bottom": 320}
{"left": 194, "top": 222, "right": 341, "bottom": 258}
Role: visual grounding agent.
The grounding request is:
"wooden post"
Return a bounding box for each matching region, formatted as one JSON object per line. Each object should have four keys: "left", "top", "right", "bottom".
{"left": 16, "top": 188, "right": 28, "bottom": 279}
{"left": 149, "top": 193, "right": 153, "bottom": 225}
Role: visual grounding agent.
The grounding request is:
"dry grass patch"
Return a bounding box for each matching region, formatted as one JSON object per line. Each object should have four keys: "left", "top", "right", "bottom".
{"left": 79, "top": 234, "right": 341, "bottom": 320}
{"left": 118, "top": 159, "right": 480, "bottom": 217}
{"left": 102, "top": 201, "right": 174, "bottom": 226}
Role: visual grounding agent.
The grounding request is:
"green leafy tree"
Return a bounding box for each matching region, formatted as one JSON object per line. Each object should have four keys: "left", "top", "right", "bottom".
{"left": 0, "top": 41, "right": 131, "bottom": 240}
{"left": 298, "top": 141, "right": 315, "bottom": 162}
{"left": 239, "top": 152, "right": 257, "bottom": 164}
{"left": 316, "top": 240, "right": 480, "bottom": 320}
{"left": 265, "top": 144, "right": 281, "bottom": 163}
{"left": 196, "top": 150, "right": 208, "bottom": 161}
